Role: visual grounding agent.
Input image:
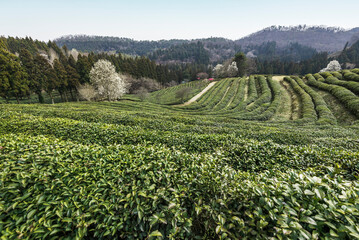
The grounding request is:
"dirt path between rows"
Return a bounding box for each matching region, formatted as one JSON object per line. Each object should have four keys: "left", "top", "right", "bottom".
{"left": 177, "top": 81, "right": 217, "bottom": 106}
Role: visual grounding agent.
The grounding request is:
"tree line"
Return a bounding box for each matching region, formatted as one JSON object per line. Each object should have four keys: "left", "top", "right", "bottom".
{"left": 0, "top": 37, "right": 212, "bottom": 103}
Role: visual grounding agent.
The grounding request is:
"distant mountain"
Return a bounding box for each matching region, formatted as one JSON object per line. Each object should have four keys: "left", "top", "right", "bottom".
{"left": 236, "top": 25, "right": 359, "bottom": 53}
{"left": 54, "top": 25, "right": 359, "bottom": 64}
{"left": 54, "top": 35, "right": 188, "bottom": 56}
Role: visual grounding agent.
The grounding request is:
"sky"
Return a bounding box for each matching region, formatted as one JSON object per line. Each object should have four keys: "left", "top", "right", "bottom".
{"left": 1, "top": 0, "right": 358, "bottom": 41}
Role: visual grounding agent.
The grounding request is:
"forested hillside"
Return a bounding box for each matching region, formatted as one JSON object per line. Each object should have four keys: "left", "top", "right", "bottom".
{"left": 0, "top": 37, "right": 190, "bottom": 104}
{"left": 236, "top": 25, "right": 359, "bottom": 52}
{"left": 55, "top": 25, "right": 359, "bottom": 63}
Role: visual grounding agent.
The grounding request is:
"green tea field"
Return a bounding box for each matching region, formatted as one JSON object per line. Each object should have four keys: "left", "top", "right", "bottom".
{"left": 1, "top": 70, "right": 359, "bottom": 239}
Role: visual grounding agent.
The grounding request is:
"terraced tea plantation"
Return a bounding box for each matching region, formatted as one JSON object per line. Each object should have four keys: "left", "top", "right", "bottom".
{"left": 1, "top": 70, "right": 359, "bottom": 239}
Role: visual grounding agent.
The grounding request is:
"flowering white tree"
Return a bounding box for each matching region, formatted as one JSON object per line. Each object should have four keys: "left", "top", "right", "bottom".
{"left": 89, "top": 60, "right": 128, "bottom": 101}
{"left": 320, "top": 60, "right": 341, "bottom": 72}
{"left": 227, "top": 61, "right": 238, "bottom": 77}
{"left": 213, "top": 64, "right": 224, "bottom": 78}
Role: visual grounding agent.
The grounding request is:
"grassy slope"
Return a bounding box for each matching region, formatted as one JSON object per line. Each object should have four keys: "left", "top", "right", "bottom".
{"left": 146, "top": 80, "right": 210, "bottom": 105}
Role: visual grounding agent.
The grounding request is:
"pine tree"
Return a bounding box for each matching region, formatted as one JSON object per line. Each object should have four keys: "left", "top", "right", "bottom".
{"left": 76, "top": 55, "right": 92, "bottom": 84}
{"left": 234, "top": 52, "right": 247, "bottom": 77}
{"left": 19, "top": 48, "right": 36, "bottom": 102}
{"left": 0, "top": 48, "right": 29, "bottom": 103}
{"left": 54, "top": 59, "right": 68, "bottom": 102}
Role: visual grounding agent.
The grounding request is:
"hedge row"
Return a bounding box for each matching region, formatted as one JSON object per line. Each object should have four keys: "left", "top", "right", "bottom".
{"left": 313, "top": 73, "right": 325, "bottom": 81}
{"left": 324, "top": 76, "right": 359, "bottom": 96}
{"left": 246, "top": 76, "right": 272, "bottom": 112}
{"left": 284, "top": 77, "right": 317, "bottom": 122}
{"left": 331, "top": 71, "right": 343, "bottom": 79}
{"left": 297, "top": 76, "right": 336, "bottom": 124}
{"left": 227, "top": 78, "right": 247, "bottom": 110}
{"left": 307, "top": 77, "right": 359, "bottom": 117}
{"left": 319, "top": 72, "right": 333, "bottom": 79}
{"left": 351, "top": 68, "right": 359, "bottom": 75}
{"left": 343, "top": 70, "right": 359, "bottom": 82}
{"left": 212, "top": 78, "right": 240, "bottom": 111}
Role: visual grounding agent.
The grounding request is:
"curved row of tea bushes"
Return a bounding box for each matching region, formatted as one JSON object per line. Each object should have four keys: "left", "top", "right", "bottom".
{"left": 257, "top": 76, "right": 283, "bottom": 120}
{"left": 297, "top": 76, "right": 336, "bottom": 124}
{"left": 331, "top": 71, "right": 343, "bottom": 79}
{"left": 284, "top": 77, "right": 317, "bottom": 122}
{"left": 324, "top": 76, "right": 359, "bottom": 95}
{"left": 319, "top": 72, "right": 333, "bottom": 79}
{"left": 351, "top": 68, "right": 359, "bottom": 75}
{"left": 246, "top": 76, "right": 272, "bottom": 112}
{"left": 313, "top": 73, "right": 324, "bottom": 81}
{"left": 227, "top": 78, "right": 247, "bottom": 110}
{"left": 238, "top": 75, "right": 258, "bottom": 110}
{"left": 212, "top": 78, "right": 239, "bottom": 111}
{"left": 343, "top": 70, "right": 359, "bottom": 82}
{"left": 307, "top": 77, "right": 359, "bottom": 118}
{"left": 200, "top": 78, "right": 235, "bottom": 111}
{"left": 234, "top": 77, "right": 281, "bottom": 121}
{"left": 185, "top": 78, "right": 230, "bottom": 111}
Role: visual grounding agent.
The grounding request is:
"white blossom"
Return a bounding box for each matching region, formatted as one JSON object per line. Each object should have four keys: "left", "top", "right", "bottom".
{"left": 320, "top": 60, "right": 341, "bottom": 72}
{"left": 213, "top": 64, "right": 224, "bottom": 78}
{"left": 89, "top": 60, "right": 128, "bottom": 101}
{"left": 227, "top": 61, "right": 238, "bottom": 77}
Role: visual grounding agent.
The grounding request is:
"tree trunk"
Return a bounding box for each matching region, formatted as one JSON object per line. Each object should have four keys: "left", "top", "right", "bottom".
{"left": 38, "top": 93, "right": 44, "bottom": 104}
{"left": 70, "top": 89, "right": 75, "bottom": 101}
{"left": 59, "top": 90, "right": 64, "bottom": 102}
{"left": 50, "top": 93, "right": 54, "bottom": 104}
{"left": 16, "top": 95, "right": 20, "bottom": 104}
{"left": 64, "top": 91, "right": 68, "bottom": 102}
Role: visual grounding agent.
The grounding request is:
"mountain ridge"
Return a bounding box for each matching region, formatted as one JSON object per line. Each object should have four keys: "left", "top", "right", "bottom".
{"left": 54, "top": 25, "right": 359, "bottom": 64}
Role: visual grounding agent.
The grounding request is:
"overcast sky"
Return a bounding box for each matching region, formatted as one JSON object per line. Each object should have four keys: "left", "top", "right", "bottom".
{"left": 1, "top": 0, "right": 358, "bottom": 41}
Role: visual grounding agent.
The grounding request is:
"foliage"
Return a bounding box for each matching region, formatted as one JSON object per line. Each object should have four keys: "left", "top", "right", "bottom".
{"left": 0, "top": 48, "right": 29, "bottom": 103}
{"left": 234, "top": 52, "right": 246, "bottom": 77}
{"left": 1, "top": 98, "right": 359, "bottom": 239}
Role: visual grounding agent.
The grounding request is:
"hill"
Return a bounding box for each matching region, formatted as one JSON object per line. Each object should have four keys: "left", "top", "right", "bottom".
{"left": 1, "top": 69, "right": 359, "bottom": 238}
{"left": 236, "top": 25, "right": 359, "bottom": 53}
{"left": 54, "top": 25, "right": 359, "bottom": 65}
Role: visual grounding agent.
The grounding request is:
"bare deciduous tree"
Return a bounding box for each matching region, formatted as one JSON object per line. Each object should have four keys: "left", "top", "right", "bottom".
{"left": 78, "top": 83, "right": 96, "bottom": 101}
{"left": 176, "top": 87, "right": 192, "bottom": 103}
{"left": 134, "top": 87, "right": 149, "bottom": 101}
{"left": 196, "top": 72, "right": 209, "bottom": 80}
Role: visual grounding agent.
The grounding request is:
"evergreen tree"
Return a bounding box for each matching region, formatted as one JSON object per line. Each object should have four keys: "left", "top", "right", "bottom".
{"left": 0, "top": 48, "right": 29, "bottom": 103}
{"left": 234, "top": 52, "right": 247, "bottom": 77}
{"left": 54, "top": 59, "right": 68, "bottom": 102}
{"left": 19, "top": 48, "right": 36, "bottom": 102}
{"left": 33, "top": 54, "right": 53, "bottom": 103}
{"left": 76, "top": 55, "right": 92, "bottom": 84}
